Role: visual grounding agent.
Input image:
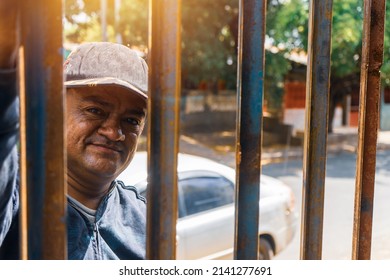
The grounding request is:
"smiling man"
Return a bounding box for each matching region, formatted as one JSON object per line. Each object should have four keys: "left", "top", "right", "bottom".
{"left": 65, "top": 86, "right": 146, "bottom": 209}
{"left": 63, "top": 43, "right": 148, "bottom": 259}
{"left": 64, "top": 43, "right": 148, "bottom": 209}
{"left": 0, "top": 37, "right": 149, "bottom": 257}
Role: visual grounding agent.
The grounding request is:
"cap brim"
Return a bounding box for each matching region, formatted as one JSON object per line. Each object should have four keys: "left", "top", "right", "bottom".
{"left": 64, "top": 77, "right": 148, "bottom": 99}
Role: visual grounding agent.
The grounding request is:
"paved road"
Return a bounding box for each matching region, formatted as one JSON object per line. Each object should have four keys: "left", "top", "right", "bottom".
{"left": 177, "top": 131, "right": 390, "bottom": 259}
{"left": 160, "top": 131, "right": 390, "bottom": 259}
{"left": 262, "top": 149, "right": 390, "bottom": 260}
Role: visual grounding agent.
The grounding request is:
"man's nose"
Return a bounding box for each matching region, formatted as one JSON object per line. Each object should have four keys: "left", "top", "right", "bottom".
{"left": 98, "top": 117, "right": 125, "bottom": 142}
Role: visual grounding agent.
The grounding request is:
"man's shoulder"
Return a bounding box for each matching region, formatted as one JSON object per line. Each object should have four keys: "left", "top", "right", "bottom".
{"left": 114, "top": 180, "right": 146, "bottom": 204}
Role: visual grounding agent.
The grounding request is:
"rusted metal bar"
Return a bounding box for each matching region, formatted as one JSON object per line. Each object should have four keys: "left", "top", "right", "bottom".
{"left": 147, "top": 0, "right": 181, "bottom": 259}
{"left": 300, "top": 0, "right": 333, "bottom": 260}
{"left": 352, "top": 0, "right": 386, "bottom": 260}
{"left": 19, "top": 0, "right": 66, "bottom": 259}
{"left": 234, "top": 0, "right": 266, "bottom": 260}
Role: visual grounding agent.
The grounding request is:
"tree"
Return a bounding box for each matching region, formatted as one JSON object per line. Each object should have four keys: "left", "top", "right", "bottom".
{"left": 63, "top": 0, "right": 293, "bottom": 111}
{"left": 266, "top": 0, "right": 390, "bottom": 132}
{"left": 64, "top": 0, "right": 390, "bottom": 131}
{"left": 181, "top": 0, "right": 238, "bottom": 90}
{"left": 64, "top": 0, "right": 239, "bottom": 90}
{"left": 64, "top": 0, "right": 102, "bottom": 42}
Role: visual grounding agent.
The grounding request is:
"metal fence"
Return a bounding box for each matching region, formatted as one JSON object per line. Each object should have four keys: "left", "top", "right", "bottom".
{"left": 17, "top": 0, "right": 386, "bottom": 260}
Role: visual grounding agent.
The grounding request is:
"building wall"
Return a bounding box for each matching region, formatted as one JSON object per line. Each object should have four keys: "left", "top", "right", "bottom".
{"left": 283, "top": 81, "right": 346, "bottom": 135}
{"left": 380, "top": 87, "right": 390, "bottom": 131}
{"left": 180, "top": 90, "right": 297, "bottom": 146}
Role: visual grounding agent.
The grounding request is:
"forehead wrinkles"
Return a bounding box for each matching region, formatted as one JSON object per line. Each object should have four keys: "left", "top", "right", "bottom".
{"left": 81, "top": 95, "right": 114, "bottom": 109}
{"left": 99, "top": 87, "right": 147, "bottom": 116}
{"left": 67, "top": 87, "right": 147, "bottom": 116}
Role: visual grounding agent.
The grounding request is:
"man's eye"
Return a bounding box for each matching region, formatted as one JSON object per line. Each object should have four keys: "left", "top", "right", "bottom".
{"left": 87, "top": 108, "right": 102, "bottom": 115}
{"left": 125, "top": 118, "right": 141, "bottom": 126}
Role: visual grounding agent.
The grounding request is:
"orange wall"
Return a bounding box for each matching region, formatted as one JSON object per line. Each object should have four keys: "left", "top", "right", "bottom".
{"left": 284, "top": 81, "right": 306, "bottom": 109}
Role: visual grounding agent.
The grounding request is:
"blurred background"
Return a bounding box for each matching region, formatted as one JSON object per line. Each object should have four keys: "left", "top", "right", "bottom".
{"left": 63, "top": 0, "right": 390, "bottom": 149}
{"left": 63, "top": 0, "right": 390, "bottom": 260}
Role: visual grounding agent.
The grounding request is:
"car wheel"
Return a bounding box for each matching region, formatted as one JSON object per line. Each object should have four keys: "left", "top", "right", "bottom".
{"left": 259, "top": 237, "right": 274, "bottom": 260}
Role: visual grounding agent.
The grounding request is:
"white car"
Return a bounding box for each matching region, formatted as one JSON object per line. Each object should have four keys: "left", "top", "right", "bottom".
{"left": 117, "top": 151, "right": 298, "bottom": 260}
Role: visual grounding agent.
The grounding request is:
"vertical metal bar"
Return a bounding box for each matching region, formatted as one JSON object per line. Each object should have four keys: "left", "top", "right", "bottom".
{"left": 300, "top": 0, "right": 333, "bottom": 260}
{"left": 352, "top": 0, "right": 386, "bottom": 260}
{"left": 20, "top": 0, "right": 66, "bottom": 259}
{"left": 147, "top": 0, "right": 181, "bottom": 259}
{"left": 234, "top": 0, "right": 266, "bottom": 260}
{"left": 18, "top": 46, "right": 28, "bottom": 260}
{"left": 101, "top": 0, "right": 108, "bottom": 42}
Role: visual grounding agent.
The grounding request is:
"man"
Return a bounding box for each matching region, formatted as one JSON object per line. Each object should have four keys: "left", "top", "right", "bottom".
{"left": 1, "top": 3, "right": 148, "bottom": 259}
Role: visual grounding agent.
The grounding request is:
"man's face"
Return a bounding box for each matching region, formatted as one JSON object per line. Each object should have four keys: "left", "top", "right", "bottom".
{"left": 66, "top": 86, "right": 147, "bottom": 183}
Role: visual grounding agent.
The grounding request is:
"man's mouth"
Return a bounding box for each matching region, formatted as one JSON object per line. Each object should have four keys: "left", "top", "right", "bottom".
{"left": 89, "top": 143, "right": 123, "bottom": 153}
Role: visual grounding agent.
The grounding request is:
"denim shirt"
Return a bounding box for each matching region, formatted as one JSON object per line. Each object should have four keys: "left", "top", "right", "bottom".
{"left": 0, "top": 69, "right": 146, "bottom": 260}
{"left": 67, "top": 181, "right": 146, "bottom": 259}
{"left": 0, "top": 69, "right": 19, "bottom": 256}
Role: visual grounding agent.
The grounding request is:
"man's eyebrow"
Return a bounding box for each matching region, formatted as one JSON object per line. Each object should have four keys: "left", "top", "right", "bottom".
{"left": 81, "top": 96, "right": 113, "bottom": 108}
{"left": 125, "top": 108, "right": 147, "bottom": 117}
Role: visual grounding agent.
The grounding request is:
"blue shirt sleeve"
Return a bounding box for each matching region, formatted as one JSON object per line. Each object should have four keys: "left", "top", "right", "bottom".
{"left": 0, "top": 68, "right": 20, "bottom": 246}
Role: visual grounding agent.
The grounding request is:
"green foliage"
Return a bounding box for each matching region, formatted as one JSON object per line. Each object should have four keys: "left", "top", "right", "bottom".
{"left": 267, "top": 0, "right": 363, "bottom": 76}
{"left": 181, "top": 0, "right": 238, "bottom": 89}
{"left": 383, "top": 2, "right": 390, "bottom": 85}
{"left": 331, "top": 0, "right": 363, "bottom": 77}
{"left": 267, "top": 0, "right": 309, "bottom": 51}
{"left": 64, "top": 0, "right": 239, "bottom": 90}
{"left": 63, "top": 0, "right": 390, "bottom": 109}
{"left": 64, "top": 0, "right": 102, "bottom": 42}
{"left": 119, "top": 0, "right": 148, "bottom": 50}
{"left": 264, "top": 50, "right": 291, "bottom": 110}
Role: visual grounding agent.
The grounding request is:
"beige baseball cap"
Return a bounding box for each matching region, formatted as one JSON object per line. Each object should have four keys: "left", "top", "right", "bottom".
{"left": 64, "top": 42, "right": 148, "bottom": 99}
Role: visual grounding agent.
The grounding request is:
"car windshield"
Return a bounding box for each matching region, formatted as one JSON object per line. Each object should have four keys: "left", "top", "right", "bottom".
{"left": 134, "top": 170, "right": 235, "bottom": 218}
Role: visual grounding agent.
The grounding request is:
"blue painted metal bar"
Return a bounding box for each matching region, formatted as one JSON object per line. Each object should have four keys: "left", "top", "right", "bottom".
{"left": 147, "top": 0, "right": 181, "bottom": 259}
{"left": 20, "top": 0, "right": 66, "bottom": 259}
{"left": 234, "top": 0, "right": 266, "bottom": 260}
{"left": 300, "top": 0, "right": 333, "bottom": 260}
{"left": 352, "top": 0, "right": 386, "bottom": 260}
